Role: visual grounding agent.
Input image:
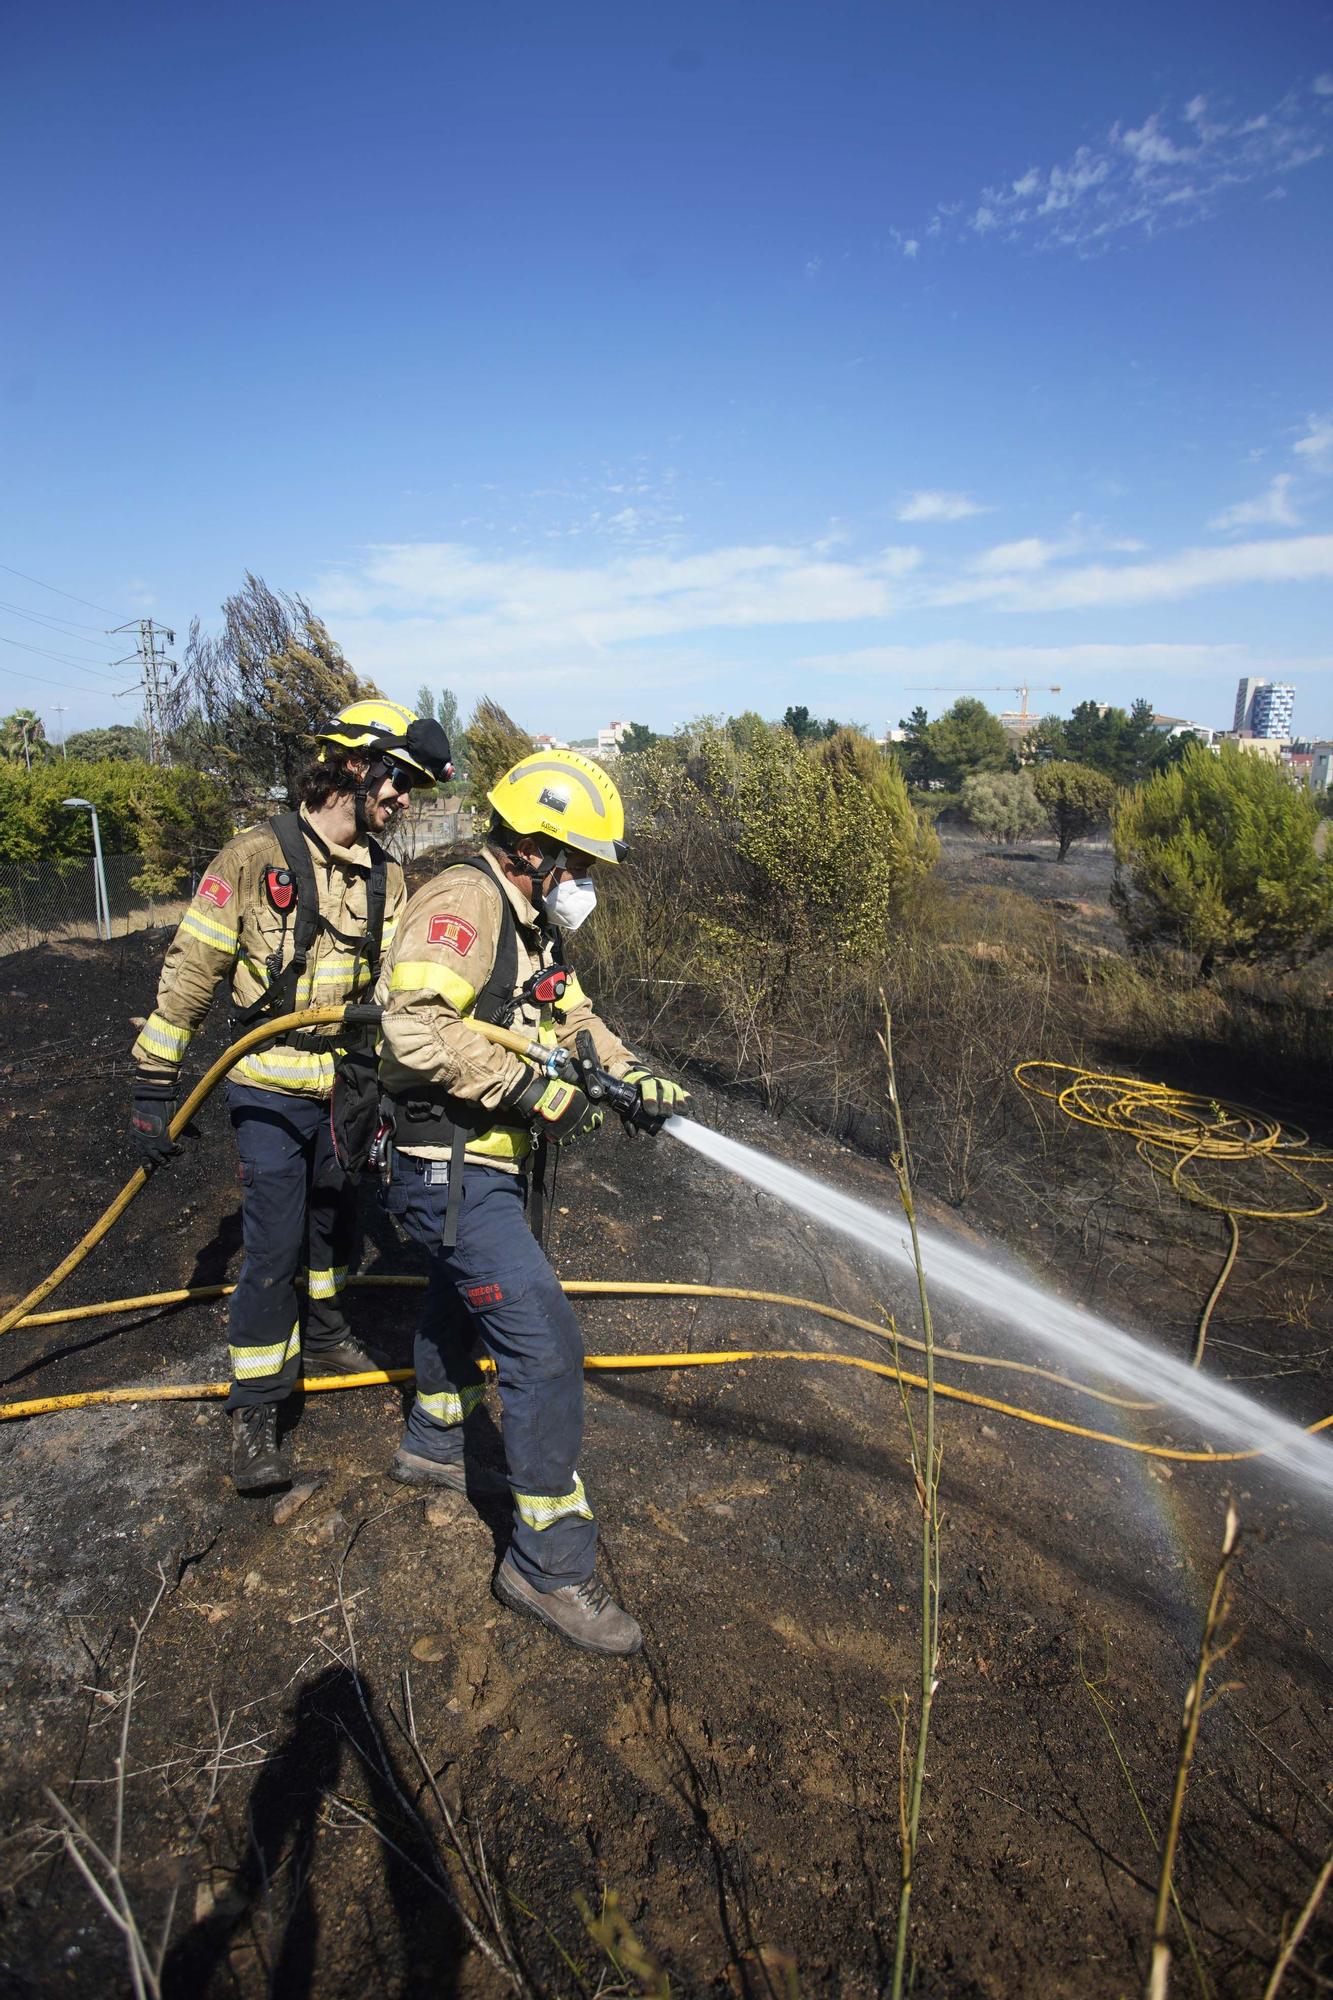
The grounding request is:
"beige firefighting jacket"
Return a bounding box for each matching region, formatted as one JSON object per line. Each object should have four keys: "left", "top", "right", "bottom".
{"left": 132, "top": 818, "right": 405, "bottom": 1102}
{"left": 376, "top": 846, "right": 633, "bottom": 1168}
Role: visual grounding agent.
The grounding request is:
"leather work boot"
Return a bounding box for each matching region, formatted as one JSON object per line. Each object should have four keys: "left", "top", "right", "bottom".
{"left": 390, "top": 1447, "right": 510, "bottom": 1499}
{"left": 492, "top": 1556, "right": 643, "bottom": 1656}
{"left": 305, "top": 1335, "right": 391, "bottom": 1377}
{"left": 230, "top": 1405, "right": 292, "bottom": 1494}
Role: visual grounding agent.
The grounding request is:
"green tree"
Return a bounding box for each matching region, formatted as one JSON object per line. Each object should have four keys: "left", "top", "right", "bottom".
{"left": 465, "top": 697, "right": 532, "bottom": 807}
{"left": 1022, "top": 713, "right": 1069, "bottom": 765}
{"left": 1121, "top": 697, "right": 1159, "bottom": 786}
{"left": 783, "top": 704, "right": 838, "bottom": 742}
{"left": 1032, "top": 760, "right": 1116, "bottom": 861}
{"left": 1112, "top": 743, "right": 1333, "bottom": 972}
{"left": 927, "top": 698, "right": 1013, "bottom": 790}
{"left": 64, "top": 724, "right": 151, "bottom": 763}
{"left": 0, "top": 710, "right": 49, "bottom": 767}
{"left": 897, "top": 706, "right": 937, "bottom": 788}
{"left": 414, "top": 685, "right": 437, "bottom": 719}
{"left": 620, "top": 721, "right": 659, "bottom": 755}
{"left": 960, "top": 769, "right": 1044, "bottom": 845}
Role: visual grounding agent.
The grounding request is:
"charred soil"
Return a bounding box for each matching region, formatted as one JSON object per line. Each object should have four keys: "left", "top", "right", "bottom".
{"left": 0, "top": 926, "right": 1330, "bottom": 1998}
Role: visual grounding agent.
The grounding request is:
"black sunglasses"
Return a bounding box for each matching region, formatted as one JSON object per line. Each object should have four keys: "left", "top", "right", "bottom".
{"left": 383, "top": 759, "right": 420, "bottom": 794}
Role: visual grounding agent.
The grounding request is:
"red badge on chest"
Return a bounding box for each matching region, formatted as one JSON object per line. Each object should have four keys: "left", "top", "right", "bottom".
{"left": 427, "top": 913, "right": 478, "bottom": 954}
{"left": 198, "top": 875, "right": 233, "bottom": 909}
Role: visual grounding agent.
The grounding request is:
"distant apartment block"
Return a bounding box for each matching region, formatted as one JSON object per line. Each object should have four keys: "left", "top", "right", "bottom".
{"left": 1233, "top": 677, "right": 1295, "bottom": 739}
{"left": 596, "top": 720, "right": 628, "bottom": 757}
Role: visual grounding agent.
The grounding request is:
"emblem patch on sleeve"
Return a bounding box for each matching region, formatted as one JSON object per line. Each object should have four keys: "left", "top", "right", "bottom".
{"left": 198, "top": 875, "right": 233, "bottom": 909}
{"left": 427, "top": 913, "right": 478, "bottom": 954}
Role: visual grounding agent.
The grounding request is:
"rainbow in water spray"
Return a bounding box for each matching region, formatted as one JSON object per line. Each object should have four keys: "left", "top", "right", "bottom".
{"left": 663, "top": 1118, "right": 1333, "bottom": 1503}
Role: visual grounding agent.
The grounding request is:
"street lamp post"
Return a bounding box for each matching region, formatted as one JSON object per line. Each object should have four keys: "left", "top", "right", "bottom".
{"left": 62, "top": 798, "right": 111, "bottom": 942}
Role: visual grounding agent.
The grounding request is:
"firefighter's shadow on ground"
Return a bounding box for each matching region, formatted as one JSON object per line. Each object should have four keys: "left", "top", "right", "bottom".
{"left": 162, "top": 1663, "right": 466, "bottom": 2000}
{"left": 183, "top": 1203, "right": 245, "bottom": 1289}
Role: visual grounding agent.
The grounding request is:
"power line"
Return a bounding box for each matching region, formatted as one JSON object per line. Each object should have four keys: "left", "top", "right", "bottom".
{"left": 0, "top": 632, "right": 125, "bottom": 681}
{"left": 0, "top": 560, "right": 127, "bottom": 620}
{"left": 0, "top": 597, "right": 126, "bottom": 651}
{"left": 0, "top": 658, "right": 98, "bottom": 695}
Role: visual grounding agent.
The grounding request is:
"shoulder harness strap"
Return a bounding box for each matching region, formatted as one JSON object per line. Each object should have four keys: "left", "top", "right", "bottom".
{"left": 452, "top": 855, "right": 522, "bottom": 1026}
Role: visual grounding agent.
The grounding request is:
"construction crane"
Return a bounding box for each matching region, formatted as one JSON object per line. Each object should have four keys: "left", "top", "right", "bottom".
{"left": 904, "top": 683, "right": 1061, "bottom": 721}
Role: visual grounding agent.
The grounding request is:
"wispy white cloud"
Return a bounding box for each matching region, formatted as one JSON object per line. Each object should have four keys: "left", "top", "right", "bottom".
{"left": 1293, "top": 411, "right": 1333, "bottom": 465}
{"left": 1209, "top": 472, "right": 1301, "bottom": 532}
{"left": 896, "top": 490, "right": 987, "bottom": 522}
{"left": 942, "top": 534, "right": 1333, "bottom": 612}
{"left": 969, "top": 520, "right": 1145, "bottom": 573}
{"left": 915, "top": 77, "right": 1332, "bottom": 255}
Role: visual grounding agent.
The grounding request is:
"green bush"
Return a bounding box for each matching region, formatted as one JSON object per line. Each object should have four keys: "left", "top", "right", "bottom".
{"left": 959, "top": 770, "right": 1044, "bottom": 845}
{"left": 0, "top": 759, "right": 232, "bottom": 887}
{"left": 1112, "top": 743, "right": 1333, "bottom": 972}
{"left": 627, "top": 718, "right": 936, "bottom": 959}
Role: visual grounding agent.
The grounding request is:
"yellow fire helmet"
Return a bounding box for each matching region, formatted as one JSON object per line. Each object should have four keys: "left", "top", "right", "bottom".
{"left": 316, "top": 698, "right": 453, "bottom": 785}
{"left": 488, "top": 750, "right": 628, "bottom": 864}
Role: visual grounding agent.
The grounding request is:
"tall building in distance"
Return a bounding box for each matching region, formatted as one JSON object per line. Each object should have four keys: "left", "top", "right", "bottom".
{"left": 1233, "top": 676, "right": 1296, "bottom": 739}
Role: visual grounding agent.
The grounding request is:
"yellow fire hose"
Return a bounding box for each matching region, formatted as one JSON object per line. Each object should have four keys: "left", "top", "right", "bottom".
{"left": 1, "top": 1010, "right": 1330, "bottom": 1471}
{"left": 1015, "top": 1062, "right": 1333, "bottom": 1366}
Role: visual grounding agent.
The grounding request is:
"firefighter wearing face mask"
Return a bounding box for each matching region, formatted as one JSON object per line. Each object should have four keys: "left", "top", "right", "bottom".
{"left": 129, "top": 698, "right": 453, "bottom": 1495}
{"left": 375, "top": 750, "right": 687, "bottom": 1656}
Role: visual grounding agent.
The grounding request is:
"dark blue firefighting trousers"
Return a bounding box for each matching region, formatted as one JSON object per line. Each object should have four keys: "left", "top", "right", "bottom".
{"left": 224, "top": 1084, "right": 358, "bottom": 1411}
{"left": 380, "top": 1155, "right": 596, "bottom": 1592}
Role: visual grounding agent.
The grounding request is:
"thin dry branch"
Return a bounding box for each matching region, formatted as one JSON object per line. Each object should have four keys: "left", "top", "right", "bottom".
{"left": 1146, "top": 1504, "right": 1241, "bottom": 2000}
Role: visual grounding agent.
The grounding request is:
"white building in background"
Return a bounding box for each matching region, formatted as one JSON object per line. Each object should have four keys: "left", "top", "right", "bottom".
{"left": 1233, "top": 677, "right": 1296, "bottom": 739}
{"left": 596, "top": 720, "right": 628, "bottom": 758}
{"left": 1151, "top": 713, "right": 1216, "bottom": 743}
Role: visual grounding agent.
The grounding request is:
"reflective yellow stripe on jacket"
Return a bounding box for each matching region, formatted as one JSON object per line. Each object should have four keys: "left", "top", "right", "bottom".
{"left": 388, "top": 957, "right": 532, "bottom": 1162}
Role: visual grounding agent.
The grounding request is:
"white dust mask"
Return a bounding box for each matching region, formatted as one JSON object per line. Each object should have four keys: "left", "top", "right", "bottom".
{"left": 541, "top": 875, "right": 597, "bottom": 931}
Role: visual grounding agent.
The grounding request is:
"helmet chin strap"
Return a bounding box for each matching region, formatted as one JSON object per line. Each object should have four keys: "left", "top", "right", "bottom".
{"left": 353, "top": 758, "right": 388, "bottom": 835}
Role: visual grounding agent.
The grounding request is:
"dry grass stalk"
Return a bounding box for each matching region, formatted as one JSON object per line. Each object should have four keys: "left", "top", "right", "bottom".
{"left": 1260, "top": 1848, "right": 1333, "bottom": 2000}
{"left": 43, "top": 1567, "right": 171, "bottom": 2000}
{"left": 575, "top": 1887, "right": 672, "bottom": 1997}
{"left": 879, "top": 1005, "right": 943, "bottom": 2000}
{"left": 1145, "top": 1503, "right": 1241, "bottom": 2000}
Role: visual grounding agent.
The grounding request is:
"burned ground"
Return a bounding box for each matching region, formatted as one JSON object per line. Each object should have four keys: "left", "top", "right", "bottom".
{"left": 0, "top": 912, "right": 1330, "bottom": 1999}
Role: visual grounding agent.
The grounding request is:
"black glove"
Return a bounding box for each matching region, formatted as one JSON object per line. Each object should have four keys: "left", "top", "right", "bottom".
{"left": 130, "top": 1073, "right": 179, "bottom": 1170}
{"left": 505, "top": 1070, "right": 601, "bottom": 1144}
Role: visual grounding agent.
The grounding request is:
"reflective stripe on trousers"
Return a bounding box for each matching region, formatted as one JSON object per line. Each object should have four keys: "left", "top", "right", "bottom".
{"left": 224, "top": 1083, "right": 358, "bottom": 1411}
{"left": 380, "top": 1159, "right": 597, "bottom": 1591}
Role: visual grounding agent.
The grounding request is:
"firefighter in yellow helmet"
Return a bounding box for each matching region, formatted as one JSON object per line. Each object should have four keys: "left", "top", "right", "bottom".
{"left": 129, "top": 697, "right": 453, "bottom": 1495}
{"left": 375, "top": 749, "right": 687, "bottom": 1655}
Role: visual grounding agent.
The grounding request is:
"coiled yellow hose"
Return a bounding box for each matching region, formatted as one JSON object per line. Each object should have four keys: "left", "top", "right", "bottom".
{"left": 1015, "top": 1061, "right": 1333, "bottom": 1366}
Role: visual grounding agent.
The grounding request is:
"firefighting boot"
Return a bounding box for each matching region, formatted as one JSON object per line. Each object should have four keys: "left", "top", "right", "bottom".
{"left": 391, "top": 1447, "right": 510, "bottom": 1499}
{"left": 230, "top": 1405, "right": 293, "bottom": 1494}
{"left": 492, "top": 1557, "right": 643, "bottom": 1656}
{"left": 305, "top": 1334, "right": 392, "bottom": 1377}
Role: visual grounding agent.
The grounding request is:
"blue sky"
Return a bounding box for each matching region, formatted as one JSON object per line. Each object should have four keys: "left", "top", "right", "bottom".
{"left": 3, "top": 0, "right": 1332, "bottom": 743}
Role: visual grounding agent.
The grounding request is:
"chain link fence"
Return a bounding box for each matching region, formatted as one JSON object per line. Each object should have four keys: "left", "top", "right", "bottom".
{"left": 0, "top": 807, "right": 478, "bottom": 958}
{"left": 0, "top": 853, "right": 196, "bottom": 957}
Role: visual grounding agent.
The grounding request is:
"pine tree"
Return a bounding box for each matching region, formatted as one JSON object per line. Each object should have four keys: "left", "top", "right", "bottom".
{"left": 1032, "top": 760, "right": 1116, "bottom": 861}
{"left": 1113, "top": 743, "right": 1333, "bottom": 972}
